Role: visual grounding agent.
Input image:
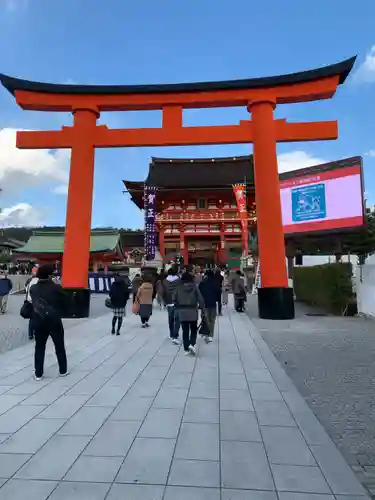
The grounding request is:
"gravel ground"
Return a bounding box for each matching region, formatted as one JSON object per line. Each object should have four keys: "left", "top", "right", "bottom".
{"left": 246, "top": 295, "right": 375, "bottom": 496}
{"left": 0, "top": 293, "right": 110, "bottom": 354}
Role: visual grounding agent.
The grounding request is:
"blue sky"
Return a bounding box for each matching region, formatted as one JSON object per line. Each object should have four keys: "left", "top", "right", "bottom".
{"left": 0, "top": 0, "right": 374, "bottom": 228}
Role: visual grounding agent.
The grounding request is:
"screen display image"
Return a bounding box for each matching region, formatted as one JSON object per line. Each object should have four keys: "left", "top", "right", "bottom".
{"left": 279, "top": 160, "right": 365, "bottom": 235}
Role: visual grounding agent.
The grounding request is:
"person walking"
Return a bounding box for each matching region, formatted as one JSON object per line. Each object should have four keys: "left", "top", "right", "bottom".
{"left": 131, "top": 274, "right": 142, "bottom": 303}
{"left": 222, "top": 270, "right": 229, "bottom": 306}
{"left": 29, "top": 264, "right": 69, "bottom": 381}
{"left": 232, "top": 270, "right": 246, "bottom": 312}
{"left": 214, "top": 268, "right": 224, "bottom": 315}
{"left": 161, "top": 265, "right": 181, "bottom": 344}
{"left": 0, "top": 272, "right": 13, "bottom": 314}
{"left": 25, "top": 271, "right": 39, "bottom": 340}
{"left": 199, "top": 269, "right": 221, "bottom": 343}
{"left": 109, "top": 273, "right": 130, "bottom": 335}
{"left": 136, "top": 275, "right": 154, "bottom": 328}
{"left": 173, "top": 271, "right": 204, "bottom": 355}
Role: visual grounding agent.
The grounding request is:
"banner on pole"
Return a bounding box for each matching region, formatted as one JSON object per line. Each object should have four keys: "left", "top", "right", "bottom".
{"left": 233, "top": 184, "right": 249, "bottom": 256}
{"left": 144, "top": 185, "right": 157, "bottom": 261}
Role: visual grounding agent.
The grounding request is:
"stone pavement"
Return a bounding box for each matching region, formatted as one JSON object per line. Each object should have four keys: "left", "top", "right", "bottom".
{"left": 0, "top": 303, "right": 370, "bottom": 499}
{"left": 246, "top": 296, "right": 375, "bottom": 498}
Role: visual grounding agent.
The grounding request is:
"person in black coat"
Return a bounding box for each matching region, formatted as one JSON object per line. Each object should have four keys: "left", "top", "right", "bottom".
{"left": 109, "top": 274, "right": 130, "bottom": 335}
{"left": 29, "top": 264, "right": 69, "bottom": 381}
{"left": 199, "top": 270, "right": 221, "bottom": 342}
{"left": 214, "top": 268, "right": 224, "bottom": 315}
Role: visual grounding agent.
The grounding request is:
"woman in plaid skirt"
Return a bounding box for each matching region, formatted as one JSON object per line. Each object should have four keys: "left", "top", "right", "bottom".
{"left": 109, "top": 274, "right": 130, "bottom": 335}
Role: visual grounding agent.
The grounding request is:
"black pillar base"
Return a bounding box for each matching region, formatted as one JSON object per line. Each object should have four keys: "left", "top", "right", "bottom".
{"left": 257, "top": 287, "right": 295, "bottom": 320}
{"left": 62, "top": 288, "right": 90, "bottom": 318}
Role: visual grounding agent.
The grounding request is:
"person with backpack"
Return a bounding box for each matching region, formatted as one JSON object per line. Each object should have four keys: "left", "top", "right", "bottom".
{"left": 199, "top": 269, "right": 221, "bottom": 343}
{"left": 0, "top": 272, "right": 13, "bottom": 314}
{"left": 161, "top": 265, "right": 181, "bottom": 344}
{"left": 109, "top": 273, "right": 130, "bottom": 335}
{"left": 136, "top": 274, "right": 154, "bottom": 328}
{"left": 29, "top": 264, "right": 69, "bottom": 381}
{"left": 173, "top": 271, "right": 204, "bottom": 355}
{"left": 232, "top": 270, "right": 247, "bottom": 312}
{"left": 214, "top": 268, "right": 224, "bottom": 315}
{"left": 25, "top": 270, "right": 39, "bottom": 340}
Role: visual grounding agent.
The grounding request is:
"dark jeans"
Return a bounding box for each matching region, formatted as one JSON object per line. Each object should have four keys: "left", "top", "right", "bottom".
{"left": 217, "top": 294, "right": 222, "bottom": 315}
{"left": 167, "top": 306, "right": 180, "bottom": 339}
{"left": 28, "top": 318, "right": 34, "bottom": 339}
{"left": 181, "top": 321, "right": 198, "bottom": 351}
{"left": 34, "top": 318, "right": 67, "bottom": 378}
{"left": 235, "top": 298, "right": 245, "bottom": 312}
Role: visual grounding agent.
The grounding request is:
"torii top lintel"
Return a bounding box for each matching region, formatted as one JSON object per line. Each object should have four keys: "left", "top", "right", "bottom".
{"left": 0, "top": 56, "right": 356, "bottom": 112}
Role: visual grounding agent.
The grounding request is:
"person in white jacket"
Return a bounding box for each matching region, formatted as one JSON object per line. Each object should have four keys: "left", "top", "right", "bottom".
{"left": 25, "top": 274, "right": 38, "bottom": 340}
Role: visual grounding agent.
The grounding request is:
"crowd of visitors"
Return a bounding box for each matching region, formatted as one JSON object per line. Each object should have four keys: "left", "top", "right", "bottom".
{"left": 21, "top": 262, "right": 247, "bottom": 381}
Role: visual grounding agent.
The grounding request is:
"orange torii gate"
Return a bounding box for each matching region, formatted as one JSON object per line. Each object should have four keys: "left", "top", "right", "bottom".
{"left": 0, "top": 56, "right": 356, "bottom": 319}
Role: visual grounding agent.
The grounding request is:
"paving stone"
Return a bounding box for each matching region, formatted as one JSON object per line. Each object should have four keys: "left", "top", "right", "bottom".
{"left": 0, "top": 453, "right": 32, "bottom": 478}
{"left": 126, "top": 378, "right": 163, "bottom": 398}
{"left": 20, "top": 385, "right": 69, "bottom": 406}
{"left": 271, "top": 464, "right": 331, "bottom": 494}
{"left": 254, "top": 400, "right": 296, "bottom": 427}
{"left": 15, "top": 435, "right": 91, "bottom": 480}
{"left": 164, "top": 486, "right": 220, "bottom": 500}
{"left": 153, "top": 388, "right": 188, "bottom": 409}
{"left": 116, "top": 437, "right": 175, "bottom": 485}
{"left": 49, "top": 481, "right": 110, "bottom": 499}
{"left": 168, "top": 459, "right": 220, "bottom": 487}
{"left": 220, "top": 389, "right": 254, "bottom": 411}
{"left": 189, "top": 380, "right": 218, "bottom": 399}
{"left": 0, "top": 405, "right": 46, "bottom": 433}
{"left": 183, "top": 398, "right": 219, "bottom": 423}
{"left": 38, "top": 395, "right": 89, "bottom": 419}
{"left": 138, "top": 408, "right": 182, "bottom": 439}
{"left": 221, "top": 410, "right": 262, "bottom": 442}
{"left": 6, "top": 380, "right": 50, "bottom": 395}
{"left": 109, "top": 396, "right": 153, "bottom": 421}
{"left": 163, "top": 372, "right": 192, "bottom": 388}
{"left": 84, "top": 420, "right": 140, "bottom": 457}
{"left": 64, "top": 455, "right": 123, "bottom": 482}
{"left": 0, "top": 479, "right": 57, "bottom": 500}
{"left": 0, "top": 418, "right": 66, "bottom": 454}
{"left": 222, "top": 491, "right": 277, "bottom": 500}
{"left": 106, "top": 483, "right": 164, "bottom": 500}
{"left": 244, "top": 369, "right": 274, "bottom": 383}
{"left": 311, "top": 444, "right": 369, "bottom": 496}
{"left": 220, "top": 374, "right": 248, "bottom": 390}
{"left": 248, "top": 382, "right": 283, "bottom": 401}
{"left": 278, "top": 494, "right": 335, "bottom": 500}
{"left": 175, "top": 423, "right": 219, "bottom": 461}
{"left": 58, "top": 405, "right": 112, "bottom": 436}
{"left": 0, "top": 435, "right": 9, "bottom": 444}
{"left": 261, "top": 426, "right": 317, "bottom": 466}
{"left": 0, "top": 395, "right": 27, "bottom": 415}
{"left": 221, "top": 441, "right": 274, "bottom": 490}
{"left": 85, "top": 385, "right": 128, "bottom": 407}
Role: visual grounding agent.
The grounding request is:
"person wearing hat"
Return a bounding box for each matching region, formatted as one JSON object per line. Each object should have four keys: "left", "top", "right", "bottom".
{"left": 29, "top": 264, "right": 69, "bottom": 381}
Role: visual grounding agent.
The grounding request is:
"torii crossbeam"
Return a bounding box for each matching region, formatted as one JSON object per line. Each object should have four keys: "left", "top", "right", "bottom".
{"left": 0, "top": 56, "right": 356, "bottom": 319}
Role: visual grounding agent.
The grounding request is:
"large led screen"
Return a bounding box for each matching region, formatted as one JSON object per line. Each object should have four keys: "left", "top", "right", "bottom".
{"left": 280, "top": 159, "right": 365, "bottom": 235}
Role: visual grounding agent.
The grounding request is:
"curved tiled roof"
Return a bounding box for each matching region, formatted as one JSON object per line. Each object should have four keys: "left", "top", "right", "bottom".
{"left": 0, "top": 57, "right": 356, "bottom": 96}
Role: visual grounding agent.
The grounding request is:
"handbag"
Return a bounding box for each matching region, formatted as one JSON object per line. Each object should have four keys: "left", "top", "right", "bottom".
{"left": 132, "top": 300, "right": 140, "bottom": 315}
{"left": 20, "top": 300, "right": 33, "bottom": 319}
{"left": 105, "top": 297, "right": 112, "bottom": 309}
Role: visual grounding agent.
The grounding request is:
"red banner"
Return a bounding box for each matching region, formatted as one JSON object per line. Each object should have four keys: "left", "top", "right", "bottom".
{"left": 233, "top": 184, "right": 249, "bottom": 256}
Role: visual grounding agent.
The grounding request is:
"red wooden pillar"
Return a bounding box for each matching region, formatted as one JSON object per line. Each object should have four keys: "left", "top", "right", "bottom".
{"left": 249, "top": 99, "right": 294, "bottom": 319}
{"left": 62, "top": 108, "right": 98, "bottom": 289}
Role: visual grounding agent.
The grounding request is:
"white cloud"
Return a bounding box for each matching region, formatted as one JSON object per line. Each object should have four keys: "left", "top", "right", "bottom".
{"left": 365, "top": 150, "right": 375, "bottom": 157}
{"left": 2, "top": 0, "right": 28, "bottom": 11}
{"left": 0, "top": 128, "right": 70, "bottom": 196}
{"left": 277, "top": 150, "right": 326, "bottom": 173}
{"left": 0, "top": 203, "right": 45, "bottom": 227}
{"left": 352, "top": 45, "right": 375, "bottom": 84}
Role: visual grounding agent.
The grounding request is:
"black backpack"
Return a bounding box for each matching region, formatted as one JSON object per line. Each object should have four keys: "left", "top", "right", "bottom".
{"left": 33, "top": 297, "right": 58, "bottom": 323}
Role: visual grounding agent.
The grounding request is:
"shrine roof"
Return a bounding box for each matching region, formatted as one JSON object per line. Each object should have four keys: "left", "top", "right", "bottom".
{"left": 0, "top": 57, "right": 355, "bottom": 96}
{"left": 124, "top": 155, "right": 254, "bottom": 191}
{"left": 16, "top": 230, "right": 120, "bottom": 254}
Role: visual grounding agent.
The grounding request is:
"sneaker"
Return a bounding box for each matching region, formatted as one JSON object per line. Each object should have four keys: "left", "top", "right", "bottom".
{"left": 111, "top": 329, "right": 115, "bottom": 335}
{"left": 204, "top": 335, "right": 209, "bottom": 344}
{"left": 141, "top": 324, "right": 147, "bottom": 328}
{"left": 172, "top": 338, "right": 180, "bottom": 345}
{"left": 34, "top": 374, "right": 43, "bottom": 381}
{"left": 145, "top": 323, "right": 150, "bottom": 328}
{"left": 188, "top": 345, "right": 196, "bottom": 356}
{"left": 59, "top": 371, "right": 69, "bottom": 377}
{"left": 207, "top": 337, "right": 213, "bottom": 343}
{"left": 116, "top": 331, "right": 120, "bottom": 336}
{"left": 184, "top": 350, "right": 191, "bottom": 356}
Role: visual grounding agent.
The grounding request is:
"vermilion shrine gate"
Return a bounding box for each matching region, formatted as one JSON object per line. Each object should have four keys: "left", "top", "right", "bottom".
{"left": 0, "top": 56, "right": 356, "bottom": 319}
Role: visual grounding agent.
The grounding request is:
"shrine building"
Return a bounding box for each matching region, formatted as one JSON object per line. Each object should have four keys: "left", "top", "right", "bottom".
{"left": 124, "top": 155, "right": 256, "bottom": 269}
